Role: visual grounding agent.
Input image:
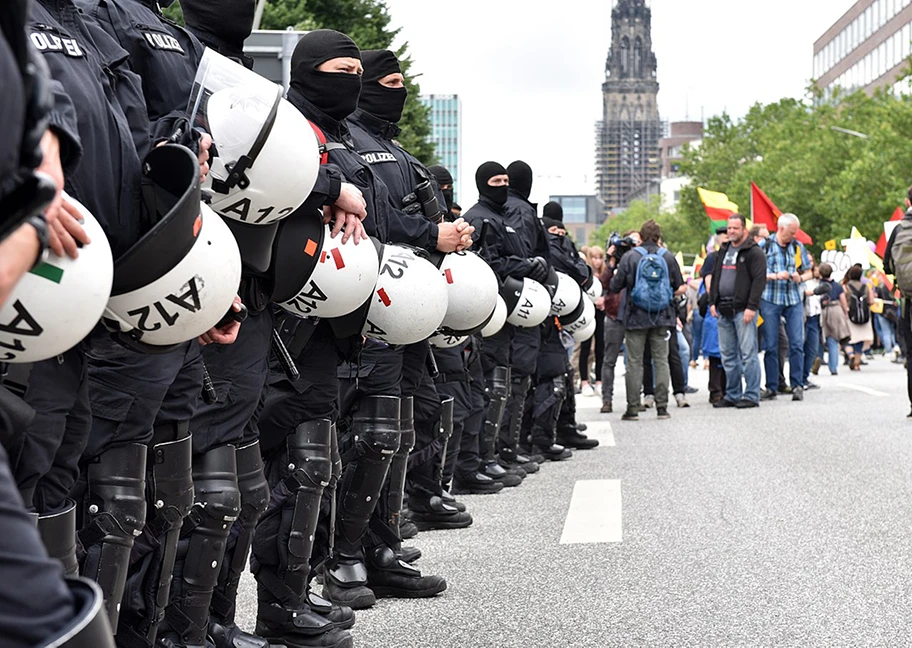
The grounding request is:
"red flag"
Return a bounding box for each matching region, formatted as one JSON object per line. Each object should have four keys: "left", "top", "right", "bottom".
{"left": 750, "top": 182, "right": 779, "bottom": 230}
{"left": 750, "top": 181, "right": 814, "bottom": 245}
{"left": 875, "top": 207, "right": 904, "bottom": 258}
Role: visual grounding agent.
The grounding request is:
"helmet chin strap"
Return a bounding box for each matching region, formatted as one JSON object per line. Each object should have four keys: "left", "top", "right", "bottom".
{"left": 210, "top": 86, "right": 283, "bottom": 195}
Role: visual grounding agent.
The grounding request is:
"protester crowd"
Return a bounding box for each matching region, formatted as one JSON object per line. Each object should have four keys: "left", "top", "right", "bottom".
{"left": 571, "top": 204, "right": 912, "bottom": 420}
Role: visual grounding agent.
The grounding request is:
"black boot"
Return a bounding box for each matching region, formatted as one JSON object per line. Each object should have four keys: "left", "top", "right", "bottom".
{"left": 366, "top": 545, "right": 446, "bottom": 599}
{"left": 396, "top": 545, "right": 422, "bottom": 564}
{"left": 305, "top": 588, "right": 355, "bottom": 630}
{"left": 531, "top": 442, "right": 573, "bottom": 461}
{"left": 407, "top": 495, "right": 473, "bottom": 531}
{"left": 481, "top": 461, "right": 523, "bottom": 487}
{"left": 557, "top": 427, "right": 599, "bottom": 450}
{"left": 255, "top": 601, "right": 353, "bottom": 648}
{"left": 451, "top": 471, "right": 504, "bottom": 495}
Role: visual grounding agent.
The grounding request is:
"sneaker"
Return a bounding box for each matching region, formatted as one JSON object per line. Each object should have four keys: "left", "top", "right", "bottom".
{"left": 760, "top": 389, "right": 777, "bottom": 401}
{"left": 581, "top": 384, "right": 595, "bottom": 396}
{"left": 804, "top": 381, "right": 820, "bottom": 390}
{"left": 712, "top": 398, "right": 736, "bottom": 409}
{"left": 735, "top": 399, "right": 759, "bottom": 409}
{"left": 777, "top": 385, "right": 792, "bottom": 394}
{"left": 643, "top": 395, "right": 655, "bottom": 408}
{"left": 684, "top": 385, "right": 699, "bottom": 394}
{"left": 621, "top": 410, "right": 639, "bottom": 421}
{"left": 674, "top": 393, "right": 690, "bottom": 408}
{"left": 656, "top": 407, "right": 671, "bottom": 420}
{"left": 791, "top": 387, "right": 804, "bottom": 401}
{"left": 600, "top": 403, "right": 613, "bottom": 413}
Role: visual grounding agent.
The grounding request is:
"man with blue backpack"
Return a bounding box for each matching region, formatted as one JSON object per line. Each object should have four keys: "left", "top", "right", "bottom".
{"left": 609, "top": 219, "right": 684, "bottom": 421}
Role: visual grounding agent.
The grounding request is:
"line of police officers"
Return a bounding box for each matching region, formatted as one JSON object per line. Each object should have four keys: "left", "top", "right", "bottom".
{"left": 0, "top": 1, "right": 599, "bottom": 646}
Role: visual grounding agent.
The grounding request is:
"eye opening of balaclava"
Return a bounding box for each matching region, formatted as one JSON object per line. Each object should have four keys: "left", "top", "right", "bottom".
{"left": 476, "top": 161, "right": 508, "bottom": 207}
{"left": 507, "top": 160, "right": 533, "bottom": 200}
{"left": 290, "top": 29, "right": 362, "bottom": 122}
{"left": 359, "top": 49, "right": 407, "bottom": 124}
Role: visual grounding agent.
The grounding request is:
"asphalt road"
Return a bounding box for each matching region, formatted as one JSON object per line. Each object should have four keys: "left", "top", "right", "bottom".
{"left": 235, "top": 355, "right": 912, "bottom": 647}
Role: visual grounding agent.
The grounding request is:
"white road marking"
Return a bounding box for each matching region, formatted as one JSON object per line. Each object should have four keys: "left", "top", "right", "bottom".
{"left": 834, "top": 382, "right": 890, "bottom": 397}
{"left": 559, "top": 479, "right": 623, "bottom": 544}
{"left": 582, "top": 422, "right": 615, "bottom": 447}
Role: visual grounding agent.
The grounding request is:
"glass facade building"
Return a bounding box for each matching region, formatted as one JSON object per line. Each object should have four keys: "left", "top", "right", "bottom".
{"left": 815, "top": 0, "right": 912, "bottom": 96}
{"left": 549, "top": 195, "right": 606, "bottom": 246}
{"left": 420, "top": 94, "right": 462, "bottom": 203}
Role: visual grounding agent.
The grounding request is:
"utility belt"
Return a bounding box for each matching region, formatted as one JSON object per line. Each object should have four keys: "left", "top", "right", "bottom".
{"left": 434, "top": 369, "right": 470, "bottom": 385}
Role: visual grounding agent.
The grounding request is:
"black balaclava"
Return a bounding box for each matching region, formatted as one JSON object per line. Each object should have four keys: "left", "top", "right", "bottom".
{"left": 542, "top": 201, "right": 564, "bottom": 223}
{"left": 182, "top": 0, "right": 254, "bottom": 55}
{"left": 290, "top": 29, "right": 362, "bottom": 122}
{"left": 507, "top": 160, "right": 533, "bottom": 200}
{"left": 428, "top": 165, "right": 454, "bottom": 211}
{"left": 359, "top": 49, "right": 407, "bottom": 124}
{"left": 476, "top": 161, "right": 508, "bottom": 207}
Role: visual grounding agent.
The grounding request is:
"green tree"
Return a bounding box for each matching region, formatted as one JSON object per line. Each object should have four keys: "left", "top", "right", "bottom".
{"left": 588, "top": 197, "right": 707, "bottom": 257}
{"left": 171, "top": 0, "right": 436, "bottom": 164}
{"left": 678, "top": 87, "right": 912, "bottom": 253}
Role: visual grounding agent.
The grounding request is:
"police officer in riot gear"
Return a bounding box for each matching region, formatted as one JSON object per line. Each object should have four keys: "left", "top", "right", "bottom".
{"left": 542, "top": 205, "right": 600, "bottom": 450}
{"left": 346, "top": 49, "right": 473, "bottom": 536}
{"left": 464, "top": 162, "right": 547, "bottom": 479}
{"left": 504, "top": 160, "right": 569, "bottom": 461}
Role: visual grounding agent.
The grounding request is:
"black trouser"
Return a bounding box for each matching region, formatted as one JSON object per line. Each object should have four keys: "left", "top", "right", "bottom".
{"left": 8, "top": 345, "right": 90, "bottom": 514}
{"left": 578, "top": 310, "right": 605, "bottom": 382}
{"left": 532, "top": 323, "right": 568, "bottom": 445}
{"left": 500, "top": 326, "right": 539, "bottom": 451}
{"left": 708, "top": 357, "right": 726, "bottom": 402}
{"left": 402, "top": 344, "right": 444, "bottom": 502}
{"left": 902, "top": 301, "right": 912, "bottom": 408}
{"left": 161, "top": 310, "right": 274, "bottom": 644}
{"left": 256, "top": 320, "right": 340, "bottom": 579}
{"left": 435, "top": 350, "right": 484, "bottom": 485}
{"left": 0, "top": 435, "right": 75, "bottom": 648}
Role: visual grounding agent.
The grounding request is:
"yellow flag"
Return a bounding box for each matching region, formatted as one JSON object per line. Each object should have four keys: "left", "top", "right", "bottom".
{"left": 850, "top": 226, "right": 864, "bottom": 239}
{"left": 757, "top": 314, "right": 764, "bottom": 327}
{"left": 824, "top": 239, "right": 837, "bottom": 251}
{"left": 795, "top": 248, "right": 803, "bottom": 269}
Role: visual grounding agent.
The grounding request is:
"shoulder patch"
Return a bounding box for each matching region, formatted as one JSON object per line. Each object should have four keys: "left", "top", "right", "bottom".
{"left": 141, "top": 30, "right": 185, "bottom": 53}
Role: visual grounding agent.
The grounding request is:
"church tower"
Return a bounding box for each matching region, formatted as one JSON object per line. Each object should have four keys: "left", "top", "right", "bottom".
{"left": 595, "top": 0, "right": 661, "bottom": 214}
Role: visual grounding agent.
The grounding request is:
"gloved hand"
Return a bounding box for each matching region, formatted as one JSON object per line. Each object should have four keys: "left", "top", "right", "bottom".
{"left": 526, "top": 256, "right": 549, "bottom": 283}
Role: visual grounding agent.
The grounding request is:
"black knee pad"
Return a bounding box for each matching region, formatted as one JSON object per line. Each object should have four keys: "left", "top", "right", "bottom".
{"left": 150, "top": 432, "right": 194, "bottom": 531}
{"left": 490, "top": 366, "right": 511, "bottom": 399}
{"left": 182, "top": 445, "right": 240, "bottom": 589}
{"left": 37, "top": 499, "right": 79, "bottom": 577}
{"left": 81, "top": 443, "right": 147, "bottom": 627}
{"left": 287, "top": 419, "right": 333, "bottom": 489}
{"left": 352, "top": 395, "right": 401, "bottom": 458}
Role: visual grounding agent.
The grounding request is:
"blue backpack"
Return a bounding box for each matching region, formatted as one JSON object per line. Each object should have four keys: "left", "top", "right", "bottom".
{"left": 630, "top": 247, "right": 673, "bottom": 313}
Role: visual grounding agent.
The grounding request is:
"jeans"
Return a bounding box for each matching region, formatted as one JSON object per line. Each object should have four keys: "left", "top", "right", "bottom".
{"left": 717, "top": 312, "right": 762, "bottom": 403}
{"left": 760, "top": 299, "right": 805, "bottom": 392}
{"left": 691, "top": 310, "right": 704, "bottom": 361}
{"left": 677, "top": 330, "right": 690, "bottom": 387}
{"left": 624, "top": 327, "right": 670, "bottom": 412}
{"left": 803, "top": 315, "right": 820, "bottom": 385}
{"left": 825, "top": 336, "right": 841, "bottom": 374}
{"left": 601, "top": 316, "right": 626, "bottom": 405}
{"left": 873, "top": 313, "right": 896, "bottom": 352}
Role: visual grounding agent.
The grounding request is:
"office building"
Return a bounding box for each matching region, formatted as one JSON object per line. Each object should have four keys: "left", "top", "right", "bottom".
{"left": 814, "top": 0, "right": 912, "bottom": 96}
{"left": 549, "top": 194, "right": 606, "bottom": 244}
{"left": 420, "top": 94, "right": 462, "bottom": 202}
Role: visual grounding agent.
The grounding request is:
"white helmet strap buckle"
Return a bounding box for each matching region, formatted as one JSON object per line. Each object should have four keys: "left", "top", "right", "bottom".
{"left": 210, "top": 85, "right": 283, "bottom": 194}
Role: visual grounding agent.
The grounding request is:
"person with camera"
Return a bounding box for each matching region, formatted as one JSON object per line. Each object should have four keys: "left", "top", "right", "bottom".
{"left": 708, "top": 214, "right": 767, "bottom": 408}
{"left": 609, "top": 220, "right": 683, "bottom": 421}
{"left": 599, "top": 230, "right": 639, "bottom": 413}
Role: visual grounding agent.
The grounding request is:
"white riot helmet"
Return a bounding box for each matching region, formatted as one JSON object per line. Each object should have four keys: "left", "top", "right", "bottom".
{"left": 560, "top": 292, "right": 596, "bottom": 340}
{"left": 584, "top": 274, "right": 602, "bottom": 302}
{"left": 278, "top": 225, "right": 380, "bottom": 319}
{"left": 481, "top": 295, "right": 507, "bottom": 338}
{"left": 105, "top": 145, "right": 242, "bottom": 349}
{"left": 550, "top": 272, "right": 583, "bottom": 317}
{"left": 571, "top": 311, "right": 597, "bottom": 343}
{"left": 431, "top": 250, "right": 498, "bottom": 335}
{"left": 0, "top": 195, "right": 113, "bottom": 363}
{"left": 429, "top": 332, "right": 468, "bottom": 349}
{"left": 362, "top": 245, "right": 448, "bottom": 345}
{"left": 501, "top": 277, "right": 550, "bottom": 328}
{"left": 189, "top": 48, "right": 320, "bottom": 225}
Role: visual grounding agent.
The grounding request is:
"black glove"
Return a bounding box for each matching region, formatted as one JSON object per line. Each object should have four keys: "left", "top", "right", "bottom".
{"left": 527, "top": 256, "right": 549, "bottom": 283}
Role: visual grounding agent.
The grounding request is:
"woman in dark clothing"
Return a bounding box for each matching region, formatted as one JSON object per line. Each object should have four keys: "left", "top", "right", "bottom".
{"left": 579, "top": 246, "right": 606, "bottom": 395}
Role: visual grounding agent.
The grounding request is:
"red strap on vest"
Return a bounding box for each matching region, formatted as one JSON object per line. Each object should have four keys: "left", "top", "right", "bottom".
{"left": 308, "top": 120, "right": 330, "bottom": 164}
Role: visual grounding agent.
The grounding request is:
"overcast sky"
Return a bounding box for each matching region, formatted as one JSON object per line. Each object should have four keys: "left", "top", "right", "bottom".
{"left": 382, "top": 0, "right": 851, "bottom": 206}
